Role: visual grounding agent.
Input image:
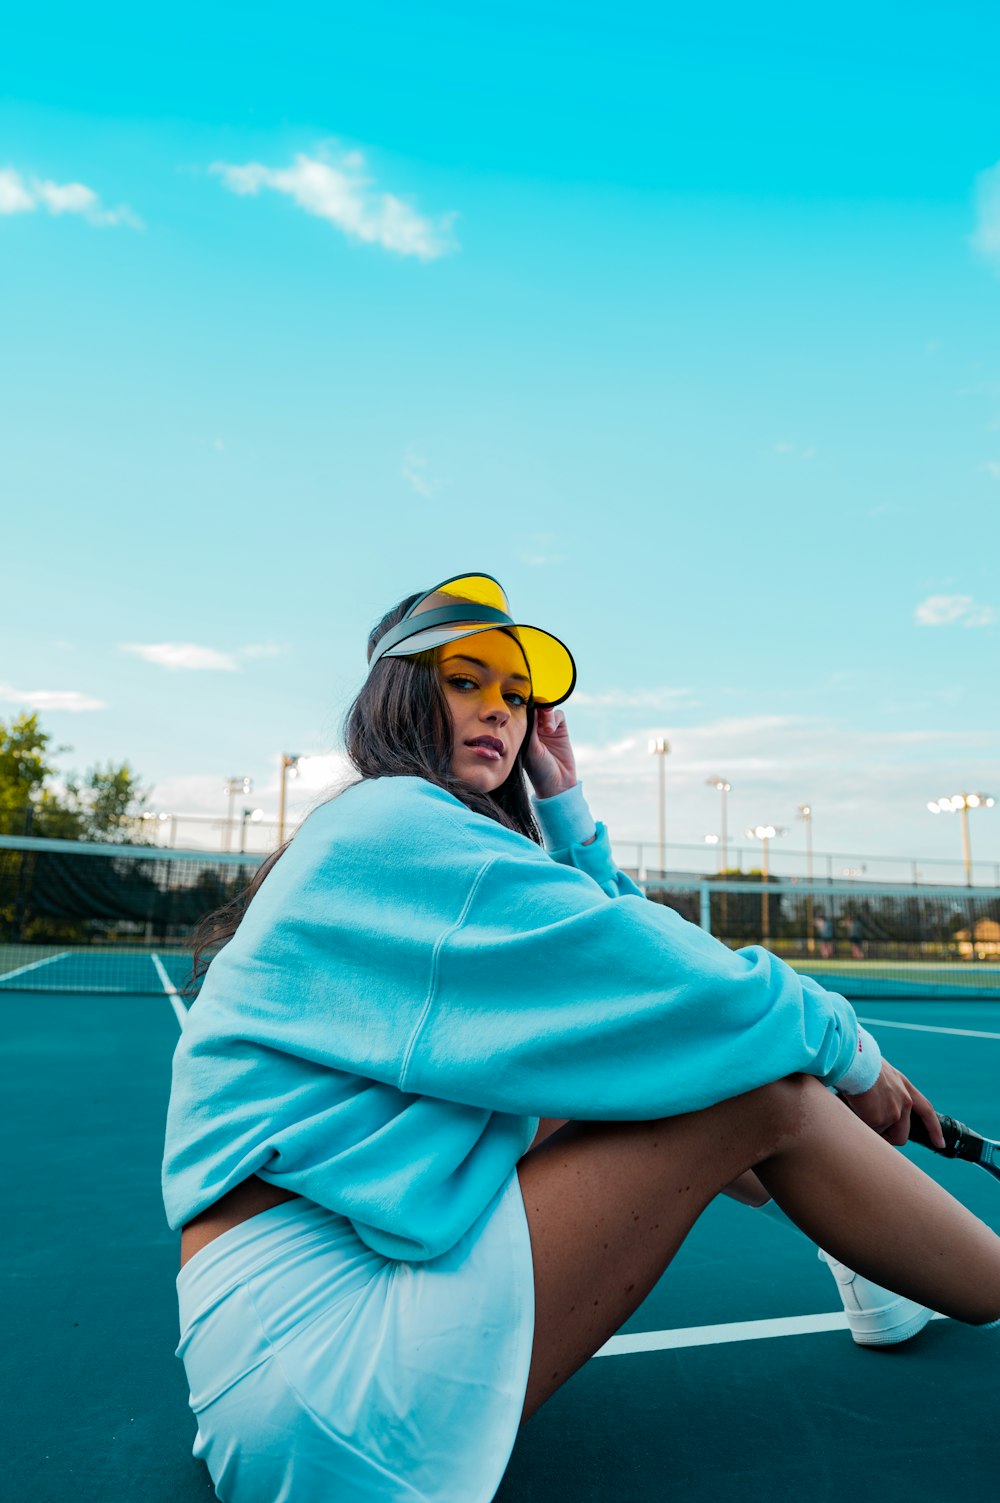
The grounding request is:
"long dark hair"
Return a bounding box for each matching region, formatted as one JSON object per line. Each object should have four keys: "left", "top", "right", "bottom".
{"left": 188, "top": 593, "right": 541, "bottom": 988}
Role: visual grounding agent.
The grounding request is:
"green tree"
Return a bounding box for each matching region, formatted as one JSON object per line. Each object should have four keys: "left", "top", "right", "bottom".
{"left": 62, "top": 761, "right": 151, "bottom": 843}
{"left": 0, "top": 712, "right": 150, "bottom": 841}
{"left": 0, "top": 713, "right": 66, "bottom": 833}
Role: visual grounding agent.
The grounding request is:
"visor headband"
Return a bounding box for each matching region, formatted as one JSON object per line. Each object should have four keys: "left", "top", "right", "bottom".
{"left": 368, "top": 602, "right": 515, "bottom": 668}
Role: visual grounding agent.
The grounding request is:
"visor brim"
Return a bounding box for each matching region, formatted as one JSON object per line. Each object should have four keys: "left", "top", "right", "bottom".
{"left": 384, "top": 621, "right": 576, "bottom": 707}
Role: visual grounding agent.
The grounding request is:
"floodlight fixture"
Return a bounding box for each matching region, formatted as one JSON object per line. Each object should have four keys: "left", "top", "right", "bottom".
{"left": 927, "top": 791, "right": 995, "bottom": 883}
{"left": 705, "top": 776, "right": 731, "bottom": 872}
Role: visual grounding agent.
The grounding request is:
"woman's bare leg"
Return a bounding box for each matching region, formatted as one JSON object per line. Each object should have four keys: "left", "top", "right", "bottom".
{"left": 516, "top": 1074, "right": 1000, "bottom": 1423}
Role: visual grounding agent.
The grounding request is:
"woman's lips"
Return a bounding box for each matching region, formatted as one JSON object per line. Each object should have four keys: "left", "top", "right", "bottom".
{"left": 465, "top": 737, "right": 505, "bottom": 761}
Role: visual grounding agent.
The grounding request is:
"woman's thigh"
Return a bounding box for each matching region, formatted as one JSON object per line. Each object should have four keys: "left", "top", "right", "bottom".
{"left": 515, "top": 1080, "right": 809, "bottom": 1423}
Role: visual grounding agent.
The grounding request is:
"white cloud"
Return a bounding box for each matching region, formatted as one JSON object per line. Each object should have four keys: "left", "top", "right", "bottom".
{"left": 773, "top": 440, "right": 816, "bottom": 460}
{"left": 0, "top": 168, "right": 34, "bottom": 213}
{"left": 0, "top": 681, "right": 106, "bottom": 712}
{"left": 0, "top": 166, "right": 141, "bottom": 227}
{"left": 239, "top": 644, "right": 285, "bottom": 660}
{"left": 122, "top": 643, "right": 240, "bottom": 671}
{"left": 972, "top": 160, "right": 1000, "bottom": 271}
{"left": 149, "top": 750, "right": 354, "bottom": 824}
{"left": 979, "top": 459, "right": 1000, "bottom": 478}
{"left": 561, "top": 713, "right": 995, "bottom": 860}
{"left": 573, "top": 688, "right": 696, "bottom": 710}
{"left": 211, "top": 149, "right": 456, "bottom": 260}
{"left": 520, "top": 532, "right": 567, "bottom": 568}
{"left": 914, "top": 594, "right": 996, "bottom": 628}
{"left": 401, "top": 448, "right": 434, "bottom": 497}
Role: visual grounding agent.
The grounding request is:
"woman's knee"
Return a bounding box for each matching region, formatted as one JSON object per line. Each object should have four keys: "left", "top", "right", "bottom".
{"left": 735, "top": 1073, "right": 820, "bottom": 1157}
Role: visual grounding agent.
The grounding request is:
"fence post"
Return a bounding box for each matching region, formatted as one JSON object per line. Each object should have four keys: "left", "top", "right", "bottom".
{"left": 699, "top": 881, "right": 712, "bottom": 933}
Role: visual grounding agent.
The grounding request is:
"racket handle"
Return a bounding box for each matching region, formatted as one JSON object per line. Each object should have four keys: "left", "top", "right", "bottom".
{"left": 908, "top": 1111, "right": 983, "bottom": 1163}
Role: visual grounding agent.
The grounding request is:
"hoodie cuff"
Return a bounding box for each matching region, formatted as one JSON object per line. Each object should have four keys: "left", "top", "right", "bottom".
{"left": 531, "top": 782, "right": 598, "bottom": 851}
{"left": 834, "top": 1026, "right": 883, "bottom": 1096}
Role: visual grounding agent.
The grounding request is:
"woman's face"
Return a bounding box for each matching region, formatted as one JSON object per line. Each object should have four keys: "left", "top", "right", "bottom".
{"left": 436, "top": 629, "right": 531, "bottom": 793}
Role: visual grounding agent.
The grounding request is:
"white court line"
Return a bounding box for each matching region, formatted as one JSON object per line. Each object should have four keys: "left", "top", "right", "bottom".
{"left": 152, "top": 952, "right": 188, "bottom": 1028}
{"left": 0, "top": 950, "right": 71, "bottom": 983}
{"left": 858, "top": 1015, "right": 1000, "bottom": 1041}
{"left": 595, "top": 1310, "right": 946, "bottom": 1357}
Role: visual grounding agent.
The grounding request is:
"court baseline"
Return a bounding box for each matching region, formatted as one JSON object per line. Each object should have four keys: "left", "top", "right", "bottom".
{"left": 857, "top": 1015, "right": 1000, "bottom": 1040}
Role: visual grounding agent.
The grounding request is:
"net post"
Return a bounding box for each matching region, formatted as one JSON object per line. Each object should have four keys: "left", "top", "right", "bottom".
{"left": 699, "top": 880, "right": 712, "bottom": 934}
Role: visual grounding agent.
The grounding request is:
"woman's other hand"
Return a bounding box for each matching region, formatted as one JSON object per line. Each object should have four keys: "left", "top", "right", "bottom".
{"left": 841, "top": 1061, "right": 946, "bottom": 1150}
{"left": 525, "top": 707, "right": 578, "bottom": 799}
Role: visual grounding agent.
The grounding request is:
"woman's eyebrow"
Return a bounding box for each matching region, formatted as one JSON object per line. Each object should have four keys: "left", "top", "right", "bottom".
{"left": 440, "top": 653, "right": 530, "bottom": 685}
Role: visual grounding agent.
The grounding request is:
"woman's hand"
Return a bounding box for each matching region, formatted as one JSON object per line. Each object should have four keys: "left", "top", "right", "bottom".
{"left": 524, "top": 707, "right": 578, "bottom": 800}
{"left": 841, "top": 1060, "right": 946, "bottom": 1150}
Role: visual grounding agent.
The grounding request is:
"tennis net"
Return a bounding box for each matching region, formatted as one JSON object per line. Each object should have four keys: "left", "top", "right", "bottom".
{"left": 0, "top": 834, "right": 262, "bottom": 997}
{"left": 1, "top": 834, "right": 998, "bottom": 1000}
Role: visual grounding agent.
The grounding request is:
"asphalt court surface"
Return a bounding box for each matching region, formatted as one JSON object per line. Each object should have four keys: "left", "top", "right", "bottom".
{"left": 4, "top": 989, "right": 998, "bottom": 1503}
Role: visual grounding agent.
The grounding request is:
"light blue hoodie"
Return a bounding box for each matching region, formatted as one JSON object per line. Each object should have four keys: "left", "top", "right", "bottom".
{"left": 162, "top": 776, "right": 865, "bottom": 1260}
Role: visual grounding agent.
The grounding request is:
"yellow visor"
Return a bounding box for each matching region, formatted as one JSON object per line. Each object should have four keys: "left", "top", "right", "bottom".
{"left": 367, "top": 572, "right": 576, "bottom": 707}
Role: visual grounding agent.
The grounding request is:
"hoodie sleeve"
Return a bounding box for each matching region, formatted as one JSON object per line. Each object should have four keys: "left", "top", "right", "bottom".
{"left": 531, "top": 781, "right": 645, "bottom": 899}
{"left": 399, "top": 800, "right": 861, "bottom": 1121}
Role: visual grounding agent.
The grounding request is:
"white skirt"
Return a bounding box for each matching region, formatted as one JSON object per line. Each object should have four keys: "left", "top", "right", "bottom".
{"left": 175, "top": 1172, "right": 535, "bottom": 1502}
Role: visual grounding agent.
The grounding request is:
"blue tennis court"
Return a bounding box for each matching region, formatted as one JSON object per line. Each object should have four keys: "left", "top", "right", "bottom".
{"left": 5, "top": 984, "right": 998, "bottom": 1502}
{"left": 0, "top": 947, "right": 195, "bottom": 998}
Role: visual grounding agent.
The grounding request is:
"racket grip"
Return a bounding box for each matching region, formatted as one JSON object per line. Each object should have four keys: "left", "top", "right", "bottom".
{"left": 908, "top": 1111, "right": 981, "bottom": 1162}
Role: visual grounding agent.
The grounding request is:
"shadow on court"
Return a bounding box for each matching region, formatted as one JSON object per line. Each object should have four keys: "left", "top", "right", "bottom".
{"left": 4, "top": 991, "right": 997, "bottom": 1503}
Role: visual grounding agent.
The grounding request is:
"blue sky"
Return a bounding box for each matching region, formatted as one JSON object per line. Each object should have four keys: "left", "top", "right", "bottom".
{"left": 2, "top": 3, "right": 999, "bottom": 877}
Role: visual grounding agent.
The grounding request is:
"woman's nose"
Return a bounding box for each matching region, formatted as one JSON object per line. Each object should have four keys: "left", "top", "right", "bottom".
{"left": 480, "top": 691, "right": 509, "bottom": 724}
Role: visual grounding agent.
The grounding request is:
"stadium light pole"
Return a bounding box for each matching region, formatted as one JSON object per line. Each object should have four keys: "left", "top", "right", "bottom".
{"left": 224, "top": 777, "right": 253, "bottom": 852}
{"left": 648, "top": 738, "right": 670, "bottom": 876}
{"left": 705, "top": 777, "right": 731, "bottom": 873}
{"left": 240, "top": 806, "right": 264, "bottom": 854}
{"left": 927, "top": 793, "right": 995, "bottom": 885}
{"left": 278, "top": 754, "right": 302, "bottom": 845}
{"left": 797, "top": 804, "right": 814, "bottom": 952}
{"left": 745, "top": 825, "right": 787, "bottom": 943}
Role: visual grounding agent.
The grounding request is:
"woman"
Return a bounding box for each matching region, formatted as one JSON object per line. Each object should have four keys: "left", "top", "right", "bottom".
{"left": 164, "top": 572, "right": 1000, "bottom": 1503}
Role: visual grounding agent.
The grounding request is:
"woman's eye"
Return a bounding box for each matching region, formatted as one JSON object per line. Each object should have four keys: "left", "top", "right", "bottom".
{"left": 448, "top": 676, "right": 478, "bottom": 691}
{"left": 504, "top": 693, "right": 527, "bottom": 707}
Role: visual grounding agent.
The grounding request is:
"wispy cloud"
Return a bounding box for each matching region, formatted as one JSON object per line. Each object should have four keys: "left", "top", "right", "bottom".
{"left": 121, "top": 643, "right": 240, "bottom": 671}
{"left": 773, "top": 440, "right": 816, "bottom": 460}
{"left": 520, "top": 533, "right": 567, "bottom": 568}
{"left": 150, "top": 750, "right": 354, "bottom": 819}
{"left": 239, "top": 644, "right": 285, "bottom": 660}
{"left": 401, "top": 448, "right": 435, "bottom": 497}
{"left": 0, "top": 167, "right": 141, "bottom": 227}
{"left": 979, "top": 459, "right": 1000, "bottom": 478}
{"left": 573, "top": 688, "right": 696, "bottom": 710}
{"left": 914, "top": 594, "right": 996, "bottom": 628}
{"left": 121, "top": 642, "right": 286, "bottom": 670}
{"left": 565, "top": 713, "right": 995, "bottom": 853}
{"left": 210, "top": 148, "right": 456, "bottom": 260}
{"left": 972, "top": 160, "right": 1000, "bottom": 271}
{"left": 0, "top": 681, "right": 106, "bottom": 712}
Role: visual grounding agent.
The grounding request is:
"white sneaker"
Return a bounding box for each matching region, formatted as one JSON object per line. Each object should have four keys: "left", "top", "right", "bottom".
{"left": 818, "top": 1249, "right": 935, "bottom": 1346}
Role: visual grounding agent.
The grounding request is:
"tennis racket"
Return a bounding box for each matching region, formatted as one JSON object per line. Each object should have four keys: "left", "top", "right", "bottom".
{"left": 908, "top": 1111, "right": 1000, "bottom": 1185}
